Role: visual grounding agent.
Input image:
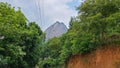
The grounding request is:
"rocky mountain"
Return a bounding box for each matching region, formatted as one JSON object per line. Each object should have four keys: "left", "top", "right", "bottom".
{"left": 45, "top": 21, "right": 68, "bottom": 41}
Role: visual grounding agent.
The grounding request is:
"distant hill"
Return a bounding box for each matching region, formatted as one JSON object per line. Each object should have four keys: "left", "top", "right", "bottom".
{"left": 45, "top": 21, "right": 68, "bottom": 41}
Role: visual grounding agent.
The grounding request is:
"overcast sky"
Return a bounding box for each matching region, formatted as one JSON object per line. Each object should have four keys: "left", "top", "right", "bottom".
{"left": 0, "top": 0, "right": 83, "bottom": 31}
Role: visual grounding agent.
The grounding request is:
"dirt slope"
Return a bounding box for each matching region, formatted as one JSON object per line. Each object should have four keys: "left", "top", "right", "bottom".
{"left": 68, "top": 45, "right": 120, "bottom": 68}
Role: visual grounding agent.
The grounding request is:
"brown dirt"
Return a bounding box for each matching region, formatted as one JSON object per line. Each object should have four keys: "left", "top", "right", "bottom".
{"left": 68, "top": 45, "right": 120, "bottom": 68}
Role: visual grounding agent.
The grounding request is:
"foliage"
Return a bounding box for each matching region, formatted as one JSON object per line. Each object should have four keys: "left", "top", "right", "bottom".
{"left": 0, "top": 0, "right": 120, "bottom": 68}
{"left": 38, "top": 0, "right": 120, "bottom": 68}
{"left": 0, "top": 2, "right": 43, "bottom": 68}
{"left": 38, "top": 37, "right": 62, "bottom": 68}
{"left": 77, "top": 0, "right": 120, "bottom": 43}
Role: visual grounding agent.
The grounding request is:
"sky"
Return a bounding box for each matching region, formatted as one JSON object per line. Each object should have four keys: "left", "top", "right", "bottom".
{"left": 0, "top": 0, "right": 83, "bottom": 31}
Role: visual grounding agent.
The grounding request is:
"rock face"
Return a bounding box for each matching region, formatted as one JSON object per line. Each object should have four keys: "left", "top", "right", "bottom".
{"left": 45, "top": 21, "right": 68, "bottom": 41}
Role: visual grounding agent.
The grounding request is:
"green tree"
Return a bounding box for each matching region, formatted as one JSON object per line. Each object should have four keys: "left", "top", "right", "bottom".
{"left": 78, "top": 0, "right": 120, "bottom": 42}
{"left": 0, "top": 2, "right": 43, "bottom": 68}
{"left": 38, "top": 37, "right": 62, "bottom": 68}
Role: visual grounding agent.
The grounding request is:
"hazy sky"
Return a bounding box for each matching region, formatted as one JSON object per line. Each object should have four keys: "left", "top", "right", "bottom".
{"left": 0, "top": 0, "right": 83, "bottom": 31}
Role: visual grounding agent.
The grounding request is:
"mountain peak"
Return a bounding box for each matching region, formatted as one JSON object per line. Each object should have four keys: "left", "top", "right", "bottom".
{"left": 55, "top": 21, "right": 61, "bottom": 24}
{"left": 45, "top": 21, "right": 68, "bottom": 41}
{"left": 52, "top": 21, "right": 64, "bottom": 26}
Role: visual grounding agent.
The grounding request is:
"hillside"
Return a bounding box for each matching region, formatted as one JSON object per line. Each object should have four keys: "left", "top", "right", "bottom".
{"left": 38, "top": 0, "right": 120, "bottom": 68}
{"left": 68, "top": 45, "right": 120, "bottom": 68}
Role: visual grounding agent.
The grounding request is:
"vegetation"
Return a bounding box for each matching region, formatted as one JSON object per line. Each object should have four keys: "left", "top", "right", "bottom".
{"left": 0, "top": 0, "right": 120, "bottom": 68}
{"left": 0, "top": 2, "right": 43, "bottom": 68}
{"left": 38, "top": 0, "right": 120, "bottom": 67}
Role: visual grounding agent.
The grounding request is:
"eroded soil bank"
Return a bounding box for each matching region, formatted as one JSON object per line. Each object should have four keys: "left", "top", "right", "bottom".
{"left": 68, "top": 45, "right": 120, "bottom": 68}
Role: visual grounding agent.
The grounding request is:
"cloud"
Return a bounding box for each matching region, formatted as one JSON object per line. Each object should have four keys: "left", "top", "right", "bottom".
{"left": 78, "top": 0, "right": 85, "bottom": 2}
{"left": 41, "top": 0, "right": 79, "bottom": 30}
{"left": 0, "top": 0, "right": 80, "bottom": 31}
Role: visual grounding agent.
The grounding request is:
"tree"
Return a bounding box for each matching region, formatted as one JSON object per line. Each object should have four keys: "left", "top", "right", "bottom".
{"left": 0, "top": 2, "right": 43, "bottom": 68}
{"left": 38, "top": 37, "right": 62, "bottom": 68}
{"left": 20, "top": 22, "right": 43, "bottom": 68}
{"left": 78, "top": 0, "right": 120, "bottom": 42}
{"left": 59, "top": 0, "right": 120, "bottom": 65}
